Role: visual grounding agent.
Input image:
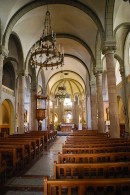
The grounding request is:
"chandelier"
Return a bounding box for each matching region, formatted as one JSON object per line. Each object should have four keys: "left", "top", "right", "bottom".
{"left": 55, "top": 71, "right": 67, "bottom": 100}
{"left": 55, "top": 85, "right": 67, "bottom": 99}
{"left": 30, "top": 8, "right": 64, "bottom": 70}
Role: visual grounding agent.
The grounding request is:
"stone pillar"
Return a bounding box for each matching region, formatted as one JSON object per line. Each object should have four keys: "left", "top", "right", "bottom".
{"left": 52, "top": 100, "right": 55, "bottom": 127}
{"left": 57, "top": 100, "right": 61, "bottom": 123}
{"left": 75, "top": 98, "right": 80, "bottom": 126}
{"left": 81, "top": 100, "right": 84, "bottom": 123}
{"left": 103, "top": 46, "right": 120, "bottom": 138}
{"left": 30, "top": 81, "right": 37, "bottom": 131}
{"left": 0, "top": 54, "right": 4, "bottom": 104}
{"left": 61, "top": 100, "right": 64, "bottom": 123}
{"left": 47, "top": 98, "right": 50, "bottom": 129}
{"left": 72, "top": 99, "right": 76, "bottom": 126}
{"left": 17, "top": 74, "right": 25, "bottom": 134}
{"left": 95, "top": 71, "right": 105, "bottom": 133}
{"left": 0, "top": 46, "right": 8, "bottom": 104}
{"left": 120, "top": 65, "right": 129, "bottom": 133}
{"left": 86, "top": 96, "right": 91, "bottom": 129}
{"left": 90, "top": 78, "right": 98, "bottom": 130}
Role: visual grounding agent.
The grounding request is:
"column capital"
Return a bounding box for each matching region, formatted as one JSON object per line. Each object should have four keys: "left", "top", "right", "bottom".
{"left": 0, "top": 45, "right": 8, "bottom": 57}
{"left": 94, "top": 67, "right": 103, "bottom": 75}
{"left": 102, "top": 41, "right": 116, "bottom": 55}
{"left": 90, "top": 79, "right": 96, "bottom": 87}
{"left": 18, "top": 71, "right": 25, "bottom": 77}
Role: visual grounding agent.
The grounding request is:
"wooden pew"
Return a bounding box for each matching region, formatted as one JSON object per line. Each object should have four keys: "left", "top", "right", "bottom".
{"left": 65, "top": 138, "right": 130, "bottom": 144}
{"left": 27, "top": 130, "right": 57, "bottom": 149}
{"left": 63, "top": 141, "right": 130, "bottom": 148}
{"left": 44, "top": 176, "right": 130, "bottom": 195}
{"left": 58, "top": 152, "right": 130, "bottom": 163}
{"left": 0, "top": 147, "right": 21, "bottom": 173}
{"left": 0, "top": 153, "right": 6, "bottom": 185}
{"left": 62, "top": 145, "right": 130, "bottom": 154}
{"left": 0, "top": 144, "right": 25, "bottom": 164}
{"left": 9, "top": 134, "right": 43, "bottom": 154}
{"left": 54, "top": 161, "right": 130, "bottom": 179}
{"left": 5, "top": 137, "right": 38, "bottom": 158}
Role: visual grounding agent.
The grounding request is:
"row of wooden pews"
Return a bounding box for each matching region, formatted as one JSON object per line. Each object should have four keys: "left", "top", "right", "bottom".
{"left": 0, "top": 130, "right": 57, "bottom": 187}
{"left": 44, "top": 130, "right": 130, "bottom": 195}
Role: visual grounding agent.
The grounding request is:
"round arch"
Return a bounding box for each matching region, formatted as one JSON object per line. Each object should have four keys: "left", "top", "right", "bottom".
{"left": 0, "top": 99, "right": 15, "bottom": 135}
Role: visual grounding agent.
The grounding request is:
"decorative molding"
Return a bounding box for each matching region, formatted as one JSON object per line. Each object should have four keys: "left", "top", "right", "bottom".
{"left": 102, "top": 41, "right": 116, "bottom": 55}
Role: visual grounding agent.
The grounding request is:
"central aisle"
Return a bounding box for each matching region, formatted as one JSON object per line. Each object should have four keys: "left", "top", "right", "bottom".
{"left": 25, "top": 136, "right": 66, "bottom": 177}
{"left": 4, "top": 136, "right": 66, "bottom": 195}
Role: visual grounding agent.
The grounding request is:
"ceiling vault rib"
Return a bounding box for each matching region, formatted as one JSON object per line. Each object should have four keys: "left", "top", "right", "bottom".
{"left": 2, "top": 0, "right": 105, "bottom": 50}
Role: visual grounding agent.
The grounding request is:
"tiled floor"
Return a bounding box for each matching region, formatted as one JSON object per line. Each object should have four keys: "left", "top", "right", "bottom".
{"left": 3, "top": 136, "right": 66, "bottom": 195}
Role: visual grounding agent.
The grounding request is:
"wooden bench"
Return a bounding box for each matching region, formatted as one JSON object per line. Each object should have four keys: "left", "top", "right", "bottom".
{"left": 0, "top": 153, "right": 6, "bottom": 185}
{"left": 62, "top": 145, "right": 130, "bottom": 154}
{"left": 17, "top": 133, "right": 45, "bottom": 151}
{"left": 9, "top": 134, "right": 43, "bottom": 154}
{"left": 0, "top": 147, "right": 21, "bottom": 173}
{"left": 63, "top": 141, "right": 130, "bottom": 148}
{"left": 5, "top": 137, "right": 38, "bottom": 158}
{"left": 44, "top": 176, "right": 130, "bottom": 195}
{"left": 54, "top": 161, "right": 130, "bottom": 179}
{"left": 58, "top": 152, "right": 130, "bottom": 163}
{"left": 65, "top": 138, "right": 130, "bottom": 144}
{"left": 27, "top": 130, "right": 57, "bottom": 149}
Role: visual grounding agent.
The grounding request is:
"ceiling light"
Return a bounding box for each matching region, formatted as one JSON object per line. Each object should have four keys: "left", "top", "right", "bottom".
{"left": 30, "top": 7, "right": 64, "bottom": 70}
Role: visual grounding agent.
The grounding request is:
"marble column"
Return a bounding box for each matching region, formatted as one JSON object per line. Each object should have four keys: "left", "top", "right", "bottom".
{"left": 96, "top": 71, "right": 105, "bottom": 132}
{"left": 90, "top": 79, "right": 98, "bottom": 130}
{"left": 30, "top": 82, "right": 37, "bottom": 131}
{"left": 17, "top": 74, "right": 25, "bottom": 134}
{"left": 103, "top": 46, "right": 120, "bottom": 138}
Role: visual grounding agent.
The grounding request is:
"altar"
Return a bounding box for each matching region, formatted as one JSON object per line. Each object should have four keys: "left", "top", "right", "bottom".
{"left": 61, "top": 123, "right": 74, "bottom": 132}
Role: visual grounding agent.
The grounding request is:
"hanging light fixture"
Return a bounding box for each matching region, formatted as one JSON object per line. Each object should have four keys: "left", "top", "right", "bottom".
{"left": 30, "top": 6, "right": 64, "bottom": 70}
{"left": 55, "top": 71, "right": 67, "bottom": 100}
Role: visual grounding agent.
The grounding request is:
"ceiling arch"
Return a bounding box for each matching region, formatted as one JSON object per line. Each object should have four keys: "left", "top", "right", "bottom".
{"left": 48, "top": 70, "right": 86, "bottom": 99}
{"left": 3, "top": 0, "right": 105, "bottom": 49}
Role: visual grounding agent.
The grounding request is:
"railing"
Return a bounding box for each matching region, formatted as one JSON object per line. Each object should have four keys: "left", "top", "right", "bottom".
{"left": 2, "top": 85, "right": 14, "bottom": 96}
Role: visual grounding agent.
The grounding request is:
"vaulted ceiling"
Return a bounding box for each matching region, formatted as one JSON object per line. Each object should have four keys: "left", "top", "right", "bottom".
{"left": 0, "top": 0, "right": 129, "bottom": 97}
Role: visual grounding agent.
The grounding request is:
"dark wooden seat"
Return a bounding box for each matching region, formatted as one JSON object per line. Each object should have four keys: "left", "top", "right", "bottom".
{"left": 54, "top": 161, "right": 130, "bottom": 179}
{"left": 44, "top": 176, "right": 130, "bottom": 195}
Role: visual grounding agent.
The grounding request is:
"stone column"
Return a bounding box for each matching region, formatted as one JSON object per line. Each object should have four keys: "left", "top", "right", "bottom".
{"left": 90, "top": 78, "right": 98, "bottom": 130}
{"left": 0, "top": 46, "right": 8, "bottom": 104}
{"left": 95, "top": 71, "right": 105, "bottom": 133}
{"left": 0, "top": 54, "right": 4, "bottom": 104}
{"left": 30, "top": 81, "right": 37, "bottom": 131}
{"left": 103, "top": 46, "right": 120, "bottom": 138}
{"left": 72, "top": 99, "right": 76, "bottom": 126}
{"left": 57, "top": 100, "right": 62, "bottom": 123}
{"left": 47, "top": 98, "right": 50, "bottom": 129}
{"left": 52, "top": 100, "right": 55, "bottom": 128}
{"left": 61, "top": 100, "right": 64, "bottom": 123}
{"left": 120, "top": 65, "right": 129, "bottom": 133}
{"left": 81, "top": 100, "right": 84, "bottom": 123}
{"left": 17, "top": 74, "right": 25, "bottom": 134}
{"left": 86, "top": 96, "right": 91, "bottom": 129}
{"left": 75, "top": 98, "right": 80, "bottom": 126}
